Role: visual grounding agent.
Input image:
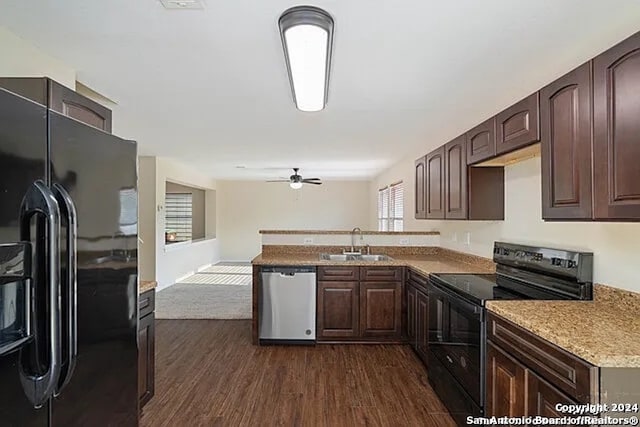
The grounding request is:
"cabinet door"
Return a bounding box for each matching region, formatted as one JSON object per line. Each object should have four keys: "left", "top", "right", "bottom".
{"left": 496, "top": 92, "right": 540, "bottom": 155}
{"left": 593, "top": 31, "right": 640, "bottom": 220}
{"left": 359, "top": 282, "right": 402, "bottom": 338}
{"left": 317, "top": 281, "right": 359, "bottom": 339}
{"left": 407, "top": 285, "right": 417, "bottom": 347}
{"left": 541, "top": 62, "right": 593, "bottom": 220}
{"left": 138, "top": 313, "right": 155, "bottom": 409}
{"left": 527, "top": 371, "right": 585, "bottom": 424}
{"left": 425, "top": 146, "right": 445, "bottom": 219}
{"left": 444, "top": 135, "right": 468, "bottom": 219}
{"left": 486, "top": 342, "right": 526, "bottom": 417}
{"left": 415, "top": 290, "right": 429, "bottom": 364}
{"left": 414, "top": 156, "right": 427, "bottom": 219}
{"left": 466, "top": 117, "right": 496, "bottom": 164}
{"left": 49, "top": 80, "right": 113, "bottom": 132}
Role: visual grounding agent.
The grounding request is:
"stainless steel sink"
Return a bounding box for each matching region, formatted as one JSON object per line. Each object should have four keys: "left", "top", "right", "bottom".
{"left": 359, "top": 254, "right": 393, "bottom": 261}
{"left": 319, "top": 253, "right": 393, "bottom": 262}
{"left": 320, "top": 254, "right": 352, "bottom": 261}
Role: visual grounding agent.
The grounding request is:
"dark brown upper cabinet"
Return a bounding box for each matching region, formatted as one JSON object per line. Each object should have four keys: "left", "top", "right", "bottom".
{"left": 540, "top": 62, "right": 593, "bottom": 220}
{"left": 466, "top": 117, "right": 496, "bottom": 165}
{"left": 425, "top": 146, "right": 445, "bottom": 219}
{"left": 593, "top": 31, "right": 640, "bottom": 220}
{"left": 415, "top": 135, "right": 504, "bottom": 221}
{"left": 496, "top": 92, "right": 540, "bottom": 155}
{"left": 0, "top": 77, "right": 112, "bottom": 132}
{"left": 444, "top": 135, "right": 468, "bottom": 219}
{"left": 414, "top": 156, "right": 427, "bottom": 219}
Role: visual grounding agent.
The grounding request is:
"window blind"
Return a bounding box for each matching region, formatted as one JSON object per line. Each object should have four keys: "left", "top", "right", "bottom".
{"left": 390, "top": 182, "right": 404, "bottom": 232}
{"left": 377, "top": 182, "right": 403, "bottom": 231}
{"left": 165, "top": 193, "right": 193, "bottom": 242}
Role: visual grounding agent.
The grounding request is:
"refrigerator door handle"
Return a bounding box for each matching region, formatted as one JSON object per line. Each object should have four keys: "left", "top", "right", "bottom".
{"left": 52, "top": 183, "right": 78, "bottom": 396}
{"left": 17, "top": 180, "right": 62, "bottom": 409}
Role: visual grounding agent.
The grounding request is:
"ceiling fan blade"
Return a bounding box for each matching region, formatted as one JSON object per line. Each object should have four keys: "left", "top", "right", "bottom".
{"left": 303, "top": 181, "right": 323, "bottom": 185}
{"left": 303, "top": 178, "right": 321, "bottom": 181}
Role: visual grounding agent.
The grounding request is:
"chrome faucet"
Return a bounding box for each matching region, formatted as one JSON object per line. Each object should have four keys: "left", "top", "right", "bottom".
{"left": 347, "top": 227, "right": 364, "bottom": 254}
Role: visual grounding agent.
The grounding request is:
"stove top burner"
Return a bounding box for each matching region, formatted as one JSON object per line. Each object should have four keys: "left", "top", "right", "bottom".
{"left": 429, "top": 274, "right": 527, "bottom": 305}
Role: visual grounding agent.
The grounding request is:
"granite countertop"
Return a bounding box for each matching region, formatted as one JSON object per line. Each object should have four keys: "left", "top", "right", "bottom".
{"left": 251, "top": 253, "right": 495, "bottom": 276}
{"left": 486, "top": 285, "right": 640, "bottom": 368}
{"left": 258, "top": 229, "right": 440, "bottom": 235}
{"left": 139, "top": 280, "right": 157, "bottom": 294}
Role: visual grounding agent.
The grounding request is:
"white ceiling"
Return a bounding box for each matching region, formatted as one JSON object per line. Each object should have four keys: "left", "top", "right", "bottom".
{"left": 1, "top": 1, "right": 640, "bottom": 180}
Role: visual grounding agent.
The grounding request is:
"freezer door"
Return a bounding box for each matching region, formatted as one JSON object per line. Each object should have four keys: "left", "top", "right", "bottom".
{"left": 49, "top": 111, "right": 138, "bottom": 426}
{"left": 0, "top": 88, "right": 49, "bottom": 426}
{"left": 259, "top": 270, "right": 316, "bottom": 340}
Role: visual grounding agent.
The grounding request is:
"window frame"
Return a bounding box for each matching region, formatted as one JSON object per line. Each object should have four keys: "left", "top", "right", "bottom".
{"left": 377, "top": 181, "right": 403, "bottom": 232}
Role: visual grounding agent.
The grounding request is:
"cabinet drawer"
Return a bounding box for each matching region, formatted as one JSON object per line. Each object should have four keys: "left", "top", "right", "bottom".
{"left": 360, "top": 266, "right": 402, "bottom": 281}
{"left": 139, "top": 290, "right": 155, "bottom": 319}
{"left": 487, "top": 313, "right": 597, "bottom": 404}
{"left": 318, "top": 266, "right": 359, "bottom": 281}
{"left": 407, "top": 268, "right": 429, "bottom": 289}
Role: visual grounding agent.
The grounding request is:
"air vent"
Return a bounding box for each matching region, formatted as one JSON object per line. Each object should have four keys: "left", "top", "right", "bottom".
{"left": 160, "top": 0, "right": 204, "bottom": 9}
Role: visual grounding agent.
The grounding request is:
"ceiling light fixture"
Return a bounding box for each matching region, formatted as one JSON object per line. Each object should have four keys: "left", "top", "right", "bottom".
{"left": 279, "top": 6, "right": 334, "bottom": 112}
{"left": 289, "top": 181, "right": 303, "bottom": 190}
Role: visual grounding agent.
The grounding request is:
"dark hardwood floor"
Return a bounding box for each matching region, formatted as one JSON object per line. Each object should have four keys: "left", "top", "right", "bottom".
{"left": 140, "top": 320, "right": 455, "bottom": 426}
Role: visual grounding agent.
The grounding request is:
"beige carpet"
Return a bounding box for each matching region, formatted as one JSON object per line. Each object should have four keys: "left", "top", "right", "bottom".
{"left": 155, "top": 263, "right": 251, "bottom": 319}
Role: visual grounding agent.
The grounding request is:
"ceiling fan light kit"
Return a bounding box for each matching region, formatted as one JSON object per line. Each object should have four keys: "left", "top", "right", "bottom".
{"left": 279, "top": 6, "right": 334, "bottom": 112}
{"left": 289, "top": 181, "right": 303, "bottom": 189}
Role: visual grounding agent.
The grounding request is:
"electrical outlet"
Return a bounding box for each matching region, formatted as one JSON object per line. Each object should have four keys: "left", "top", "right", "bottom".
{"left": 464, "top": 232, "right": 471, "bottom": 246}
{"left": 303, "top": 237, "right": 314, "bottom": 245}
{"left": 399, "top": 238, "right": 409, "bottom": 245}
{"left": 452, "top": 232, "right": 458, "bottom": 242}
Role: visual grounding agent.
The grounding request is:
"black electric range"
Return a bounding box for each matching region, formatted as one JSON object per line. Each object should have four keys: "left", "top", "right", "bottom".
{"left": 426, "top": 242, "right": 593, "bottom": 427}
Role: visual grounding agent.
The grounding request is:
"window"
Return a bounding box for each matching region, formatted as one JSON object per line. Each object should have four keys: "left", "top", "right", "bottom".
{"left": 165, "top": 193, "right": 193, "bottom": 243}
{"left": 378, "top": 181, "right": 403, "bottom": 231}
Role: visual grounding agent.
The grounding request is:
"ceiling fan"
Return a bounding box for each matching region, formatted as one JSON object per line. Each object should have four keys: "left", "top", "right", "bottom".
{"left": 266, "top": 168, "right": 322, "bottom": 189}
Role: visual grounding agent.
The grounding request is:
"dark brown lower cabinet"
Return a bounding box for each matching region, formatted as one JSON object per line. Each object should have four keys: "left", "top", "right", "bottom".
{"left": 360, "top": 282, "right": 402, "bottom": 338}
{"left": 317, "top": 281, "right": 360, "bottom": 339}
{"left": 487, "top": 313, "right": 598, "bottom": 423}
{"left": 527, "top": 370, "right": 579, "bottom": 420}
{"left": 317, "top": 266, "right": 403, "bottom": 342}
{"left": 406, "top": 285, "right": 417, "bottom": 344}
{"left": 415, "top": 290, "right": 429, "bottom": 363}
{"left": 138, "top": 312, "right": 155, "bottom": 409}
{"left": 486, "top": 342, "right": 526, "bottom": 417}
{"left": 406, "top": 270, "right": 429, "bottom": 364}
{"left": 139, "top": 289, "right": 156, "bottom": 410}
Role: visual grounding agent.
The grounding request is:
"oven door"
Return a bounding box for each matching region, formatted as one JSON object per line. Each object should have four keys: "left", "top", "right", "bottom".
{"left": 428, "top": 281, "right": 484, "bottom": 407}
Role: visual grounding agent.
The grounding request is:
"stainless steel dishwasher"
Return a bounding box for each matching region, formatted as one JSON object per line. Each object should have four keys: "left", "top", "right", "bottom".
{"left": 259, "top": 266, "right": 316, "bottom": 343}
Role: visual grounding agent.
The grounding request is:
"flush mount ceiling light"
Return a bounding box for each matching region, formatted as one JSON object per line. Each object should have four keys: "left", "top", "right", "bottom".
{"left": 279, "top": 6, "right": 334, "bottom": 112}
{"left": 160, "top": 0, "right": 204, "bottom": 9}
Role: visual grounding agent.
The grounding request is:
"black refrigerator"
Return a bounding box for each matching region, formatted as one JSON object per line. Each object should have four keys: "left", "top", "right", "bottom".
{"left": 0, "top": 87, "right": 138, "bottom": 426}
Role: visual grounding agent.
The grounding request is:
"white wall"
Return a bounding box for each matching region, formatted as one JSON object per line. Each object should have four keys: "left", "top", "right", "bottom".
{"left": 0, "top": 25, "right": 75, "bottom": 88}
{"left": 217, "top": 181, "right": 370, "bottom": 261}
{"left": 371, "top": 155, "right": 640, "bottom": 292}
{"left": 138, "top": 156, "right": 220, "bottom": 288}
{"left": 138, "top": 157, "right": 157, "bottom": 282}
